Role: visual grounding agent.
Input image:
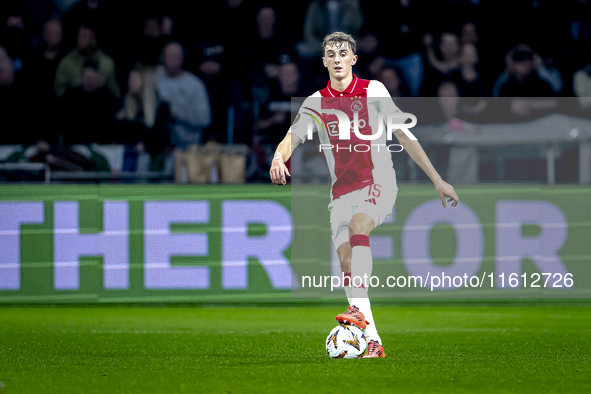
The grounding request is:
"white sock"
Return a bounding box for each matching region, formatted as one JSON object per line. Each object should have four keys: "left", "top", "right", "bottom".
{"left": 350, "top": 236, "right": 372, "bottom": 299}
{"left": 355, "top": 298, "right": 381, "bottom": 344}
{"left": 348, "top": 234, "right": 381, "bottom": 344}
{"left": 344, "top": 283, "right": 355, "bottom": 305}
{"left": 344, "top": 283, "right": 381, "bottom": 344}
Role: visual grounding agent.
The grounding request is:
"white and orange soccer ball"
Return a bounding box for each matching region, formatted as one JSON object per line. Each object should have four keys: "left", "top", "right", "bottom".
{"left": 325, "top": 324, "right": 367, "bottom": 359}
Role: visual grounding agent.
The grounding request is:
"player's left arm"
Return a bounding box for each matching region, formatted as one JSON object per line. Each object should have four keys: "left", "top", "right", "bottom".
{"left": 394, "top": 128, "right": 459, "bottom": 207}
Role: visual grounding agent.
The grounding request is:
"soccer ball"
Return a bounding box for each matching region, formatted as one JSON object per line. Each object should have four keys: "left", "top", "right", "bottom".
{"left": 326, "top": 324, "right": 367, "bottom": 359}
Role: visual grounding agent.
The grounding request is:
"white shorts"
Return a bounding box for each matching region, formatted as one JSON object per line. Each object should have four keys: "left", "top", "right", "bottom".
{"left": 328, "top": 182, "right": 398, "bottom": 250}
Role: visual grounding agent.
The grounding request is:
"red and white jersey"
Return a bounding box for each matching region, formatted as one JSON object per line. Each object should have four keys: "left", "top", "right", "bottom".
{"left": 289, "top": 74, "right": 401, "bottom": 201}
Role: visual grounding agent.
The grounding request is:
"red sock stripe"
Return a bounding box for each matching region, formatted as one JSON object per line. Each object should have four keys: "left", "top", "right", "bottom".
{"left": 350, "top": 234, "right": 370, "bottom": 248}
{"left": 343, "top": 273, "right": 351, "bottom": 287}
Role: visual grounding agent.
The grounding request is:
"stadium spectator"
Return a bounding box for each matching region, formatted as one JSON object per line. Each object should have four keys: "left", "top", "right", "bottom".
{"left": 155, "top": 41, "right": 211, "bottom": 147}
{"left": 412, "top": 80, "right": 463, "bottom": 181}
{"left": 298, "top": 0, "right": 364, "bottom": 58}
{"left": 354, "top": 34, "right": 383, "bottom": 84}
{"left": 436, "top": 81, "right": 461, "bottom": 122}
{"left": 113, "top": 65, "right": 177, "bottom": 172}
{"left": 2, "top": 39, "right": 67, "bottom": 167}
{"left": 446, "top": 44, "right": 488, "bottom": 117}
{"left": 363, "top": 54, "right": 385, "bottom": 80}
{"left": 496, "top": 47, "right": 556, "bottom": 97}
{"left": 448, "top": 44, "right": 487, "bottom": 97}
{"left": 1, "top": 6, "right": 34, "bottom": 73}
{"left": 247, "top": 5, "right": 294, "bottom": 85}
{"left": 448, "top": 44, "right": 489, "bottom": 111}
{"left": 0, "top": 44, "right": 31, "bottom": 146}
{"left": 131, "top": 16, "right": 168, "bottom": 67}
{"left": 197, "top": 47, "right": 248, "bottom": 144}
{"left": 417, "top": 80, "right": 485, "bottom": 126}
{"left": 180, "top": 0, "right": 252, "bottom": 60}
{"left": 118, "top": 67, "right": 158, "bottom": 130}
{"left": 29, "top": 19, "right": 66, "bottom": 98}
{"left": 493, "top": 45, "right": 563, "bottom": 97}
{"left": 61, "top": 0, "right": 109, "bottom": 51}
{"left": 379, "top": 67, "right": 410, "bottom": 98}
{"left": 360, "top": 0, "right": 425, "bottom": 96}
{"left": 422, "top": 31, "right": 461, "bottom": 75}
{"left": 12, "top": 0, "right": 57, "bottom": 39}
{"left": 54, "top": 23, "right": 120, "bottom": 98}
{"left": 361, "top": 0, "right": 423, "bottom": 59}
{"left": 457, "top": 22, "right": 484, "bottom": 81}
{"left": 115, "top": 67, "right": 158, "bottom": 147}
{"left": 573, "top": 59, "right": 591, "bottom": 114}
{"left": 58, "top": 59, "right": 120, "bottom": 146}
{"left": 494, "top": 46, "right": 559, "bottom": 120}
{"left": 22, "top": 19, "right": 67, "bottom": 155}
{"left": 356, "top": 31, "right": 378, "bottom": 57}
{"left": 253, "top": 61, "right": 305, "bottom": 174}
{"left": 0, "top": 45, "right": 15, "bottom": 87}
{"left": 255, "top": 62, "right": 305, "bottom": 146}
{"left": 421, "top": 31, "right": 461, "bottom": 96}
{"left": 460, "top": 21, "right": 478, "bottom": 46}
{"left": 113, "top": 67, "right": 160, "bottom": 172}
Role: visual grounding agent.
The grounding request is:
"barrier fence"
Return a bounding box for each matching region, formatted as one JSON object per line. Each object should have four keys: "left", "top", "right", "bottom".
{"left": 0, "top": 184, "right": 590, "bottom": 303}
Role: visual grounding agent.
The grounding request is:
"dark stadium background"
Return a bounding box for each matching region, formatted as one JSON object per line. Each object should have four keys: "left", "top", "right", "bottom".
{"left": 1, "top": 1, "right": 590, "bottom": 393}
{"left": 1, "top": 0, "right": 590, "bottom": 182}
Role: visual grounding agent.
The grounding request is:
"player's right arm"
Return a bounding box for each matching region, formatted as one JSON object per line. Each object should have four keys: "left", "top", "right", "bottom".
{"left": 270, "top": 132, "right": 301, "bottom": 186}
{"left": 270, "top": 93, "right": 320, "bottom": 186}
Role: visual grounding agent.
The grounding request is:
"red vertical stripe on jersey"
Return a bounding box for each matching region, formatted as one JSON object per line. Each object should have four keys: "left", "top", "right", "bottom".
{"left": 319, "top": 75, "right": 374, "bottom": 201}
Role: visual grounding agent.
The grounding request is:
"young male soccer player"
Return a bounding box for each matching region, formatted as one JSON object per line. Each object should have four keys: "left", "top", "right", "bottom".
{"left": 270, "top": 32, "right": 459, "bottom": 358}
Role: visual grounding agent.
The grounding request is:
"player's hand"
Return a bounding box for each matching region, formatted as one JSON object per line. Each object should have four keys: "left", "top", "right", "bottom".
{"left": 270, "top": 156, "right": 291, "bottom": 186}
{"left": 422, "top": 33, "right": 433, "bottom": 46}
{"left": 435, "top": 180, "right": 459, "bottom": 208}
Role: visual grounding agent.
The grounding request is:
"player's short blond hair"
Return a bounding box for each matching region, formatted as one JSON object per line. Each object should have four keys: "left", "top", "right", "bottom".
{"left": 321, "top": 32, "right": 356, "bottom": 56}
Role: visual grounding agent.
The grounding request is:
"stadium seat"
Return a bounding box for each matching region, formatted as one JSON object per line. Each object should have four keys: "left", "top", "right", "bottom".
{"left": 90, "top": 143, "right": 126, "bottom": 172}
{"left": 70, "top": 144, "right": 93, "bottom": 159}
{"left": 0, "top": 145, "right": 25, "bottom": 162}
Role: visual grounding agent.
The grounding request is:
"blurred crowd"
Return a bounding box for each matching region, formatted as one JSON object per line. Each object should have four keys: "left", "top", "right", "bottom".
{"left": 1, "top": 0, "right": 591, "bottom": 177}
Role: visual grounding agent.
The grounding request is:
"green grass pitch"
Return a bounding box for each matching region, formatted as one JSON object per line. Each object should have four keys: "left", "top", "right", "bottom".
{"left": 0, "top": 305, "right": 590, "bottom": 393}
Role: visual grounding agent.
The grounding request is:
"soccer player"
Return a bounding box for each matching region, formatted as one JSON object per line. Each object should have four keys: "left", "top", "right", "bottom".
{"left": 270, "top": 32, "right": 459, "bottom": 358}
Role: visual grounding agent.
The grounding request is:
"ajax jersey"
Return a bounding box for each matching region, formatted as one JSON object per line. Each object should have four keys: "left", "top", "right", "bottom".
{"left": 289, "top": 74, "right": 402, "bottom": 201}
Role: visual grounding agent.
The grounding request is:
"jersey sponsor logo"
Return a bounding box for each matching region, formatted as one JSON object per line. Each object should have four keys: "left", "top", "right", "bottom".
{"left": 302, "top": 107, "right": 417, "bottom": 142}
{"left": 351, "top": 118, "right": 367, "bottom": 130}
{"left": 327, "top": 119, "right": 368, "bottom": 137}
{"left": 327, "top": 121, "right": 339, "bottom": 137}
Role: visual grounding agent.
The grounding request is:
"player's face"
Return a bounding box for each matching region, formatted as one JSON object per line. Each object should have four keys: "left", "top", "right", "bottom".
{"left": 322, "top": 43, "right": 357, "bottom": 79}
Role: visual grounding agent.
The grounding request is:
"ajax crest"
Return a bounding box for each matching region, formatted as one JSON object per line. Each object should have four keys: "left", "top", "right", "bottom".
{"left": 351, "top": 100, "right": 363, "bottom": 113}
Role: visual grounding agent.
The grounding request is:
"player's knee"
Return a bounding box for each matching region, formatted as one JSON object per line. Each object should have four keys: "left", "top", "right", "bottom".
{"left": 340, "top": 255, "right": 351, "bottom": 272}
{"left": 348, "top": 220, "right": 369, "bottom": 236}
